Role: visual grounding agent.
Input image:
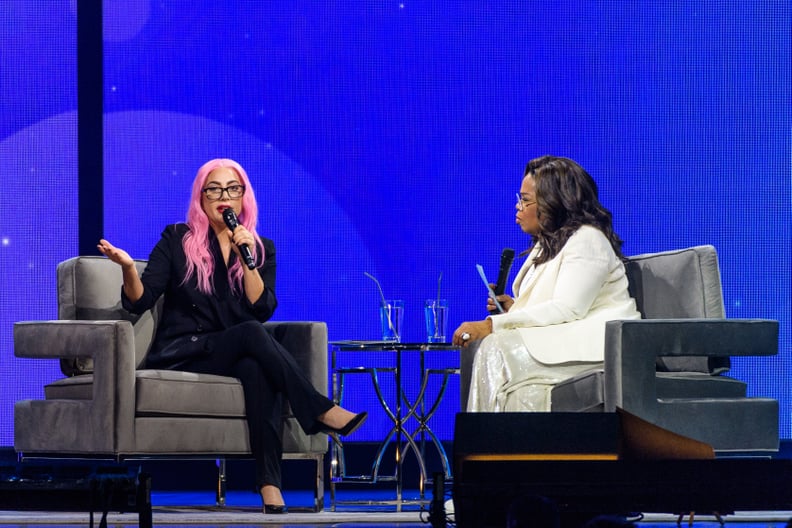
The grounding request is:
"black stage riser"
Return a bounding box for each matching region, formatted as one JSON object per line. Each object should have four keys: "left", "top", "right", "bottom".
{"left": 452, "top": 412, "right": 792, "bottom": 528}
{"left": 455, "top": 459, "right": 792, "bottom": 526}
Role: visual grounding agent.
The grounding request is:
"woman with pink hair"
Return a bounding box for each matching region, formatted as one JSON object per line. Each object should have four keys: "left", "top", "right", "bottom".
{"left": 98, "top": 158, "right": 366, "bottom": 514}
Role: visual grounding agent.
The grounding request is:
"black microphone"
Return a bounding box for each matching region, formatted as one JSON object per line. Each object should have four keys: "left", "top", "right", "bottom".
{"left": 493, "top": 248, "right": 515, "bottom": 296}
{"left": 222, "top": 208, "right": 256, "bottom": 270}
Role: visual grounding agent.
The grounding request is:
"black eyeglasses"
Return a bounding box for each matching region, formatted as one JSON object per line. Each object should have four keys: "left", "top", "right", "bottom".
{"left": 202, "top": 184, "right": 246, "bottom": 201}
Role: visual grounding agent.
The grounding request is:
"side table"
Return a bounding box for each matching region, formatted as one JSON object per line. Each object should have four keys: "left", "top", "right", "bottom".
{"left": 329, "top": 341, "right": 460, "bottom": 510}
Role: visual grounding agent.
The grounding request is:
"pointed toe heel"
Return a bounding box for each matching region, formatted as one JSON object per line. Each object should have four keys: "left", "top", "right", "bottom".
{"left": 321, "top": 411, "right": 368, "bottom": 436}
{"left": 263, "top": 504, "right": 287, "bottom": 514}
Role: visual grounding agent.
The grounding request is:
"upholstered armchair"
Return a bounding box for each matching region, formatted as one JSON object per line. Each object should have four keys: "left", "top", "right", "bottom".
{"left": 14, "top": 256, "right": 329, "bottom": 510}
{"left": 460, "top": 245, "right": 779, "bottom": 453}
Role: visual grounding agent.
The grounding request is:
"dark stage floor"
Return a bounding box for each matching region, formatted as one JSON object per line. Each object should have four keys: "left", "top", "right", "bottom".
{"left": 0, "top": 489, "right": 791, "bottom": 527}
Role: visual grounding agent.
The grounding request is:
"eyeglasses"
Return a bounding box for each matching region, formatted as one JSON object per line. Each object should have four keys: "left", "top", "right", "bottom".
{"left": 516, "top": 193, "right": 536, "bottom": 211}
{"left": 202, "top": 184, "right": 246, "bottom": 201}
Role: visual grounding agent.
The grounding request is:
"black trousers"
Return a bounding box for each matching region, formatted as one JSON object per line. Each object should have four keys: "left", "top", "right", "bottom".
{"left": 178, "top": 321, "right": 334, "bottom": 490}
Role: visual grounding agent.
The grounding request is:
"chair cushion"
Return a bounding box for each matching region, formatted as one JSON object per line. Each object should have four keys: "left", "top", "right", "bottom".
{"left": 550, "top": 369, "right": 748, "bottom": 412}
{"left": 134, "top": 370, "right": 246, "bottom": 418}
{"left": 44, "top": 374, "right": 94, "bottom": 400}
{"left": 45, "top": 370, "right": 247, "bottom": 418}
{"left": 655, "top": 372, "right": 746, "bottom": 399}
{"left": 551, "top": 368, "right": 605, "bottom": 412}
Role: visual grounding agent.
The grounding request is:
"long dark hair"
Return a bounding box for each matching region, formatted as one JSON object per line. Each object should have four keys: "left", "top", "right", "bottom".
{"left": 526, "top": 155, "right": 624, "bottom": 265}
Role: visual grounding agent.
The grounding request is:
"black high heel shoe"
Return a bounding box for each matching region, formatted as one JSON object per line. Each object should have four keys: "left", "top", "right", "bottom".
{"left": 263, "top": 504, "right": 287, "bottom": 514}
{"left": 260, "top": 485, "right": 288, "bottom": 514}
{"left": 320, "top": 411, "right": 368, "bottom": 436}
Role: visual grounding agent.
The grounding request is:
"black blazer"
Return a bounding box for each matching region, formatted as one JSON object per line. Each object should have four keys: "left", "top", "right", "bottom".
{"left": 123, "top": 223, "right": 277, "bottom": 368}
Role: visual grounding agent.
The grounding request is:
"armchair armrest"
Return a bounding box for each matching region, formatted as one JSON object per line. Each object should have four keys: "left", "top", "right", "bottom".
{"left": 603, "top": 318, "right": 778, "bottom": 416}
{"left": 14, "top": 320, "right": 137, "bottom": 453}
{"left": 15, "top": 320, "right": 134, "bottom": 358}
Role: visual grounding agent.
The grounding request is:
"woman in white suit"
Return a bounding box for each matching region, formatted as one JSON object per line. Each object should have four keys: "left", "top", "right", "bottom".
{"left": 452, "top": 156, "right": 640, "bottom": 412}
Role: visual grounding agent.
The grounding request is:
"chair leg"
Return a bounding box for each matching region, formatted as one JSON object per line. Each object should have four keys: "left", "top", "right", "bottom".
{"left": 212, "top": 455, "right": 322, "bottom": 510}
{"left": 313, "top": 454, "right": 325, "bottom": 512}
{"left": 215, "top": 458, "right": 227, "bottom": 507}
{"left": 137, "top": 472, "right": 153, "bottom": 528}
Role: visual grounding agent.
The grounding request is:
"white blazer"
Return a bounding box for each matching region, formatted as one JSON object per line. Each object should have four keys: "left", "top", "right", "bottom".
{"left": 489, "top": 225, "right": 640, "bottom": 364}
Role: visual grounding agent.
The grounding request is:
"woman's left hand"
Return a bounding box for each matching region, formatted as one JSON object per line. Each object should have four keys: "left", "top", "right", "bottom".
{"left": 452, "top": 319, "right": 493, "bottom": 347}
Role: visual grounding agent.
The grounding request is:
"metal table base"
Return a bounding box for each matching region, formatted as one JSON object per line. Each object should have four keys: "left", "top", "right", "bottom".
{"left": 329, "top": 341, "right": 460, "bottom": 511}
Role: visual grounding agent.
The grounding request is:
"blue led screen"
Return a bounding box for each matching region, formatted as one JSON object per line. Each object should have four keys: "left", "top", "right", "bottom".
{"left": 1, "top": 1, "right": 790, "bottom": 446}
{"left": 0, "top": 2, "right": 78, "bottom": 446}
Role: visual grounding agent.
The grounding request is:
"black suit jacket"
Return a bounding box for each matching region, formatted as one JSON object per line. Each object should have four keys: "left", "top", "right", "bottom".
{"left": 123, "top": 223, "right": 277, "bottom": 368}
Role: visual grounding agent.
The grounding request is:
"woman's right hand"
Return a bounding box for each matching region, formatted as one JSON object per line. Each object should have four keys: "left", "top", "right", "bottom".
{"left": 98, "top": 238, "right": 144, "bottom": 302}
{"left": 97, "top": 239, "right": 134, "bottom": 268}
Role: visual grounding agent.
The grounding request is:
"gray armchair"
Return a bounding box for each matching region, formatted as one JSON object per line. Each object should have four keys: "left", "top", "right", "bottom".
{"left": 14, "top": 256, "right": 329, "bottom": 510}
{"left": 460, "top": 245, "right": 779, "bottom": 453}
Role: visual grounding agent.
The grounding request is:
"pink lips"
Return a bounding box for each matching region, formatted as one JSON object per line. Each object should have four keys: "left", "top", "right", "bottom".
{"left": 217, "top": 205, "right": 231, "bottom": 213}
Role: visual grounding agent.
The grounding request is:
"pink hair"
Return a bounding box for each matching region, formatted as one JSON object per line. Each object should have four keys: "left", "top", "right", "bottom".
{"left": 182, "top": 158, "right": 264, "bottom": 295}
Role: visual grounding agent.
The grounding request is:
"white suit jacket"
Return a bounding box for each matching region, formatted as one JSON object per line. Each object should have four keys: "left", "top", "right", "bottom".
{"left": 489, "top": 225, "right": 640, "bottom": 364}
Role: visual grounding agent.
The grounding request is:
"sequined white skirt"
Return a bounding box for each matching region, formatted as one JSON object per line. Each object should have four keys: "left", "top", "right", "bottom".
{"left": 466, "top": 329, "right": 601, "bottom": 412}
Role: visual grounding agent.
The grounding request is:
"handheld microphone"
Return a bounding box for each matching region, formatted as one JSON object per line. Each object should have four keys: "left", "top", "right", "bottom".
{"left": 222, "top": 208, "right": 256, "bottom": 270}
{"left": 493, "top": 248, "right": 515, "bottom": 296}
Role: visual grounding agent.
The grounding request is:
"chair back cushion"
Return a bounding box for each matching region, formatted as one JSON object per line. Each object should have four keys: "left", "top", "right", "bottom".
{"left": 57, "top": 256, "right": 161, "bottom": 376}
{"left": 624, "top": 245, "right": 729, "bottom": 373}
{"left": 625, "top": 245, "right": 725, "bottom": 319}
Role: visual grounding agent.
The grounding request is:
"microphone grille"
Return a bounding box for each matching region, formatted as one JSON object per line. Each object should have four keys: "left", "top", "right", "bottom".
{"left": 222, "top": 208, "right": 238, "bottom": 228}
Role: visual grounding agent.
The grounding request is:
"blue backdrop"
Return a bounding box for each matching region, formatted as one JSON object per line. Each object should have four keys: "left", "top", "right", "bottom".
{"left": 1, "top": 1, "right": 789, "bottom": 446}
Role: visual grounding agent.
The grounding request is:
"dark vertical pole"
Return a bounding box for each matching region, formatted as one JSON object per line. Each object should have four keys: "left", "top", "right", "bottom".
{"left": 77, "top": 0, "right": 103, "bottom": 255}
